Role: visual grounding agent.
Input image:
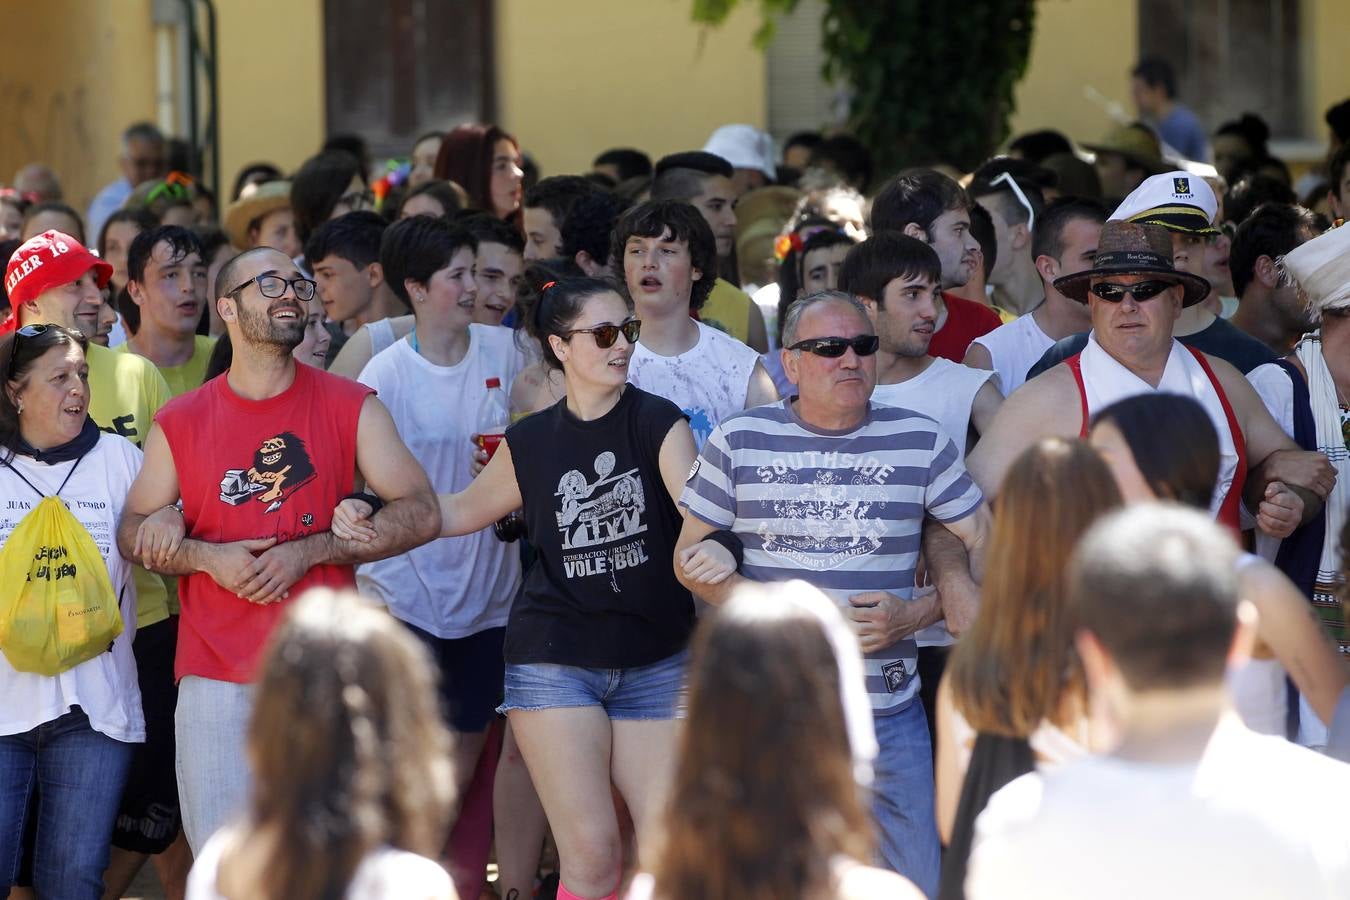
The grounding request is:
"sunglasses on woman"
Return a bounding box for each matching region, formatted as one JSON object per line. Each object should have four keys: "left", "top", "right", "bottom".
{"left": 5, "top": 323, "right": 50, "bottom": 379}
{"left": 787, "top": 335, "right": 880, "bottom": 358}
{"left": 1088, "top": 280, "right": 1174, "bottom": 302}
{"left": 561, "top": 318, "right": 642, "bottom": 349}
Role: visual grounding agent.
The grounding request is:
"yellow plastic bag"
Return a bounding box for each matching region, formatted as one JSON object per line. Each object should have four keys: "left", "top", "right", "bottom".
{"left": 0, "top": 496, "right": 123, "bottom": 675}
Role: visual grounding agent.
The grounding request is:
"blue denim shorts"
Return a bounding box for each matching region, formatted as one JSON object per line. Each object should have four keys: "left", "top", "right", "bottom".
{"left": 498, "top": 650, "right": 688, "bottom": 721}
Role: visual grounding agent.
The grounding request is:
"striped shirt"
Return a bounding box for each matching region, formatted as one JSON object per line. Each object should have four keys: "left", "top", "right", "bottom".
{"left": 681, "top": 399, "right": 983, "bottom": 714}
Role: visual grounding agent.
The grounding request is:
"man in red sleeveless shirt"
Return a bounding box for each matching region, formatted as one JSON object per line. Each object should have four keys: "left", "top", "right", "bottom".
{"left": 966, "top": 220, "right": 1332, "bottom": 538}
{"left": 116, "top": 247, "right": 440, "bottom": 853}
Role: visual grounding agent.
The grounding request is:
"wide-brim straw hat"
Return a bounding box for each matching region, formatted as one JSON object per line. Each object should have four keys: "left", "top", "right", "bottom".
{"left": 1054, "top": 220, "right": 1211, "bottom": 307}
{"left": 1082, "top": 123, "right": 1168, "bottom": 176}
{"left": 223, "top": 180, "right": 292, "bottom": 249}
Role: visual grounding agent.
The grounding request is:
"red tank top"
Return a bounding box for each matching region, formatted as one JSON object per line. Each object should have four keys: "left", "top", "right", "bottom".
{"left": 156, "top": 364, "right": 373, "bottom": 682}
{"left": 928, "top": 292, "right": 1003, "bottom": 362}
{"left": 1065, "top": 347, "right": 1248, "bottom": 531}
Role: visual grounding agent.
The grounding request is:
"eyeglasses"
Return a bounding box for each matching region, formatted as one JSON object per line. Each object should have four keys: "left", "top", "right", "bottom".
{"left": 5, "top": 324, "right": 50, "bottom": 380}
{"left": 1088, "top": 281, "right": 1174, "bottom": 302}
{"left": 990, "top": 172, "right": 1035, "bottom": 232}
{"left": 561, "top": 318, "right": 641, "bottom": 349}
{"left": 787, "top": 335, "right": 880, "bottom": 358}
{"left": 226, "top": 274, "right": 317, "bottom": 302}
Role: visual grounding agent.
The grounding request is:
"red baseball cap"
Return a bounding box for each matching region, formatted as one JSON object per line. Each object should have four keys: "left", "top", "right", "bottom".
{"left": 4, "top": 230, "right": 113, "bottom": 310}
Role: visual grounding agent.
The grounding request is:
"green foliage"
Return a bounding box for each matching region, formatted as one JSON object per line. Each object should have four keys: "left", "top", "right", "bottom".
{"left": 692, "top": 0, "right": 1037, "bottom": 179}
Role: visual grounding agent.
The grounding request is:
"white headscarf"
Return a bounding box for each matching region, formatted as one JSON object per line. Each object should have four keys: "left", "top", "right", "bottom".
{"left": 1283, "top": 222, "right": 1350, "bottom": 322}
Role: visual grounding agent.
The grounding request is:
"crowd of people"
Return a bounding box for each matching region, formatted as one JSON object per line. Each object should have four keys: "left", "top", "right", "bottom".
{"left": 2, "top": 54, "right": 1350, "bottom": 900}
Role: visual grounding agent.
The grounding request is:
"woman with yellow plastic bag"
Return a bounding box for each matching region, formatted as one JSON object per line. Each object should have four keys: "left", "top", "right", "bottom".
{"left": 0, "top": 324, "right": 144, "bottom": 899}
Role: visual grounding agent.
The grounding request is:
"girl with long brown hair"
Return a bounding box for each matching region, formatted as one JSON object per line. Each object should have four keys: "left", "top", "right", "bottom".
{"left": 433, "top": 124, "right": 524, "bottom": 226}
{"left": 635, "top": 581, "right": 922, "bottom": 900}
{"left": 935, "top": 437, "right": 1122, "bottom": 897}
{"left": 185, "top": 589, "right": 457, "bottom": 900}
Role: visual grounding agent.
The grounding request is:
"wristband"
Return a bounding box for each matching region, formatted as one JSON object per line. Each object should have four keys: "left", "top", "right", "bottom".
{"left": 341, "top": 491, "right": 385, "bottom": 517}
{"left": 705, "top": 529, "right": 744, "bottom": 570}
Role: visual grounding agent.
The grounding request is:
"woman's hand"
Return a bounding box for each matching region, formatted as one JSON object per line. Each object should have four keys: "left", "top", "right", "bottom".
{"left": 135, "top": 506, "right": 185, "bottom": 570}
{"left": 331, "top": 498, "right": 376, "bottom": 542}
{"left": 678, "top": 539, "right": 737, "bottom": 584}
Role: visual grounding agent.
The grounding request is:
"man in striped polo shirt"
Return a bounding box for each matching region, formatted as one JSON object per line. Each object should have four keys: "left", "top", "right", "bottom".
{"left": 676, "top": 290, "right": 990, "bottom": 897}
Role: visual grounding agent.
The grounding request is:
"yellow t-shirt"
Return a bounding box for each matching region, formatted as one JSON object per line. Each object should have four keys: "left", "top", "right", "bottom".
{"left": 699, "top": 278, "right": 753, "bottom": 344}
{"left": 87, "top": 343, "right": 175, "bottom": 627}
{"left": 116, "top": 335, "right": 217, "bottom": 396}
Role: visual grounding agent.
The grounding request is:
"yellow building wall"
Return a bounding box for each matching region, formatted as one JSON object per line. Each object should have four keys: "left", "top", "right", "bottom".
{"left": 1304, "top": 0, "right": 1350, "bottom": 145}
{"left": 0, "top": 1, "right": 157, "bottom": 215}
{"left": 0, "top": 0, "right": 324, "bottom": 222}
{"left": 495, "top": 0, "right": 768, "bottom": 178}
{"left": 214, "top": 0, "right": 326, "bottom": 197}
{"left": 1009, "top": 0, "right": 1140, "bottom": 149}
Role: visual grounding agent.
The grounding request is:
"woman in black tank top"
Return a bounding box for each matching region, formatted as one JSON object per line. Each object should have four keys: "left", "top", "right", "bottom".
{"left": 332, "top": 275, "right": 736, "bottom": 900}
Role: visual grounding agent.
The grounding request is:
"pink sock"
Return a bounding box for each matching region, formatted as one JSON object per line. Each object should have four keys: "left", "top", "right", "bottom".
{"left": 557, "top": 882, "right": 618, "bottom": 900}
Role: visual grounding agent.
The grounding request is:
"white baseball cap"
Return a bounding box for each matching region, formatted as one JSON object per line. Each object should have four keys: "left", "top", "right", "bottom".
{"left": 703, "top": 124, "right": 776, "bottom": 180}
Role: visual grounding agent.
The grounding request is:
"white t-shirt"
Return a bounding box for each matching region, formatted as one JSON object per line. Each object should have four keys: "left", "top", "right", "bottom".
{"left": 967, "top": 716, "right": 1350, "bottom": 900}
{"left": 356, "top": 326, "right": 526, "bottom": 638}
{"left": 0, "top": 433, "right": 145, "bottom": 743}
{"left": 870, "top": 358, "right": 994, "bottom": 458}
{"left": 187, "top": 828, "right": 455, "bottom": 900}
{"left": 871, "top": 359, "right": 994, "bottom": 647}
{"left": 628, "top": 321, "right": 760, "bottom": 448}
{"left": 970, "top": 311, "right": 1055, "bottom": 396}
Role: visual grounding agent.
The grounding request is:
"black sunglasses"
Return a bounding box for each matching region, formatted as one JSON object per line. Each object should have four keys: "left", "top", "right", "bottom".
{"left": 787, "top": 334, "right": 880, "bottom": 358}
{"left": 1089, "top": 280, "right": 1174, "bottom": 302}
{"left": 5, "top": 323, "right": 50, "bottom": 379}
{"left": 561, "top": 318, "right": 641, "bottom": 349}
{"left": 227, "top": 274, "right": 317, "bottom": 302}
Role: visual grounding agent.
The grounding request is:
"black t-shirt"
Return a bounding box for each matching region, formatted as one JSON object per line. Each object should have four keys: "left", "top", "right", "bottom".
{"left": 505, "top": 386, "right": 693, "bottom": 668}
{"left": 1024, "top": 317, "right": 1279, "bottom": 382}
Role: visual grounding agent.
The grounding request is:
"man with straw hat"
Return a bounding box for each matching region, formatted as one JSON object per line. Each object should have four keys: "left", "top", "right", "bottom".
{"left": 967, "top": 218, "right": 1332, "bottom": 538}
{"left": 1027, "top": 172, "right": 1278, "bottom": 378}
{"left": 1247, "top": 223, "right": 1350, "bottom": 676}
{"left": 223, "top": 180, "right": 299, "bottom": 259}
{"left": 1082, "top": 122, "right": 1166, "bottom": 204}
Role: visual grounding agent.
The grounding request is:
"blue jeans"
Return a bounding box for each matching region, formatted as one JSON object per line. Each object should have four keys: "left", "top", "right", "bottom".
{"left": 0, "top": 707, "right": 134, "bottom": 899}
{"left": 499, "top": 650, "right": 688, "bottom": 720}
{"left": 872, "top": 699, "right": 940, "bottom": 899}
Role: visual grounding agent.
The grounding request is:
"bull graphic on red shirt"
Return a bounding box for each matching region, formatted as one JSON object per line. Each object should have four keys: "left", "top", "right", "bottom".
{"left": 218, "top": 432, "right": 317, "bottom": 513}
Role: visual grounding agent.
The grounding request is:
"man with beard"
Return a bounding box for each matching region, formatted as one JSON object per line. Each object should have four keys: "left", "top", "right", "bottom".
{"left": 117, "top": 246, "right": 441, "bottom": 853}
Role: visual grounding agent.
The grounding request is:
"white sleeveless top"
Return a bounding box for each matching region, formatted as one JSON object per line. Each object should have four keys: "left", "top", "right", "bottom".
{"left": 627, "top": 320, "right": 759, "bottom": 448}
{"left": 871, "top": 358, "right": 995, "bottom": 647}
{"left": 366, "top": 317, "right": 398, "bottom": 358}
{"left": 971, "top": 311, "right": 1055, "bottom": 395}
{"left": 1079, "top": 334, "right": 1239, "bottom": 521}
{"left": 870, "top": 358, "right": 994, "bottom": 457}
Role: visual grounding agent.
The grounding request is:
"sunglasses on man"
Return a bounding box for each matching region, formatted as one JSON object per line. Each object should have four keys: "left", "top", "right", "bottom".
{"left": 1088, "top": 280, "right": 1175, "bottom": 302}
{"left": 787, "top": 335, "right": 880, "bottom": 358}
